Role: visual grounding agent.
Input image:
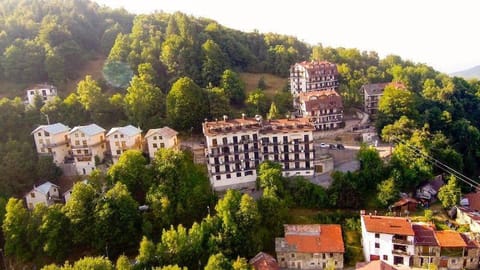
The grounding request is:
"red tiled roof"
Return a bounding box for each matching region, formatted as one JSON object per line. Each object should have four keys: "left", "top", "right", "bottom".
{"left": 412, "top": 223, "right": 438, "bottom": 246}
{"left": 356, "top": 260, "right": 399, "bottom": 270}
{"left": 362, "top": 215, "right": 414, "bottom": 236}
{"left": 249, "top": 252, "right": 279, "bottom": 270}
{"left": 464, "top": 192, "right": 480, "bottom": 211}
{"left": 435, "top": 230, "right": 467, "bottom": 248}
{"left": 284, "top": 224, "right": 345, "bottom": 253}
{"left": 299, "top": 90, "right": 343, "bottom": 111}
{"left": 392, "top": 197, "right": 418, "bottom": 208}
{"left": 460, "top": 234, "right": 480, "bottom": 249}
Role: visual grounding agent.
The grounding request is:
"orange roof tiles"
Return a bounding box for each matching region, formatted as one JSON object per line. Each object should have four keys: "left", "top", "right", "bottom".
{"left": 434, "top": 230, "right": 467, "bottom": 248}
{"left": 283, "top": 224, "right": 345, "bottom": 253}
{"left": 249, "top": 252, "right": 279, "bottom": 270}
{"left": 356, "top": 260, "right": 399, "bottom": 270}
{"left": 362, "top": 215, "right": 414, "bottom": 236}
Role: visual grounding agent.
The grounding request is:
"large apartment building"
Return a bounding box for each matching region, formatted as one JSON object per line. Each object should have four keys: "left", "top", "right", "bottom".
{"left": 106, "top": 125, "right": 142, "bottom": 163}
{"left": 32, "top": 123, "right": 71, "bottom": 164}
{"left": 360, "top": 82, "right": 405, "bottom": 116}
{"left": 203, "top": 116, "right": 318, "bottom": 190}
{"left": 290, "top": 61, "right": 339, "bottom": 95}
{"left": 296, "top": 89, "right": 344, "bottom": 130}
{"left": 275, "top": 224, "right": 344, "bottom": 269}
{"left": 68, "top": 124, "right": 106, "bottom": 175}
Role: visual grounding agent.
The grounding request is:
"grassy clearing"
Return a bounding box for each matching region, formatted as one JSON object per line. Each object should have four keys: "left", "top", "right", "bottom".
{"left": 0, "top": 80, "right": 29, "bottom": 99}
{"left": 239, "top": 72, "right": 288, "bottom": 99}
{"left": 64, "top": 54, "right": 107, "bottom": 95}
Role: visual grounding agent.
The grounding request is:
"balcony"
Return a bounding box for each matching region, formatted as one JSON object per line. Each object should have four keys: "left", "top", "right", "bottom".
{"left": 392, "top": 249, "right": 410, "bottom": 256}
{"left": 418, "top": 251, "right": 437, "bottom": 256}
{"left": 392, "top": 238, "right": 412, "bottom": 245}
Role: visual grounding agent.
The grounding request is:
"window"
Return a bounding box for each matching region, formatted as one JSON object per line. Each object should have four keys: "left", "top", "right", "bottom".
{"left": 153, "top": 136, "right": 157, "bottom": 140}
{"left": 375, "top": 243, "right": 380, "bottom": 248}
{"left": 383, "top": 255, "right": 388, "bottom": 261}
{"left": 159, "top": 136, "right": 163, "bottom": 140}
{"left": 114, "top": 134, "right": 118, "bottom": 139}
{"left": 44, "top": 131, "right": 50, "bottom": 136}
{"left": 75, "top": 140, "right": 80, "bottom": 146}
{"left": 120, "top": 134, "right": 124, "bottom": 138}
{"left": 75, "top": 133, "right": 79, "bottom": 137}
{"left": 212, "top": 139, "right": 217, "bottom": 146}
{"left": 76, "top": 150, "right": 81, "bottom": 154}
{"left": 116, "top": 150, "right": 121, "bottom": 155}
{"left": 153, "top": 143, "right": 158, "bottom": 148}
{"left": 121, "top": 141, "right": 126, "bottom": 147}
{"left": 236, "top": 172, "right": 241, "bottom": 177}
{"left": 160, "top": 143, "right": 165, "bottom": 148}
{"left": 84, "top": 150, "right": 88, "bottom": 155}
{"left": 375, "top": 233, "right": 380, "bottom": 238}
{"left": 215, "top": 175, "right": 221, "bottom": 180}
{"left": 82, "top": 140, "right": 87, "bottom": 146}
{"left": 226, "top": 174, "right": 231, "bottom": 179}
{"left": 38, "top": 132, "right": 42, "bottom": 136}
{"left": 291, "top": 254, "right": 295, "bottom": 258}
{"left": 115, "top": 141, "right": 120, "bottom": 147}
{"left": 30, "top": 192, "right": 35, "bottom": 198}
{"left": 81, "top": 133, "right": 85, "bottom": 137}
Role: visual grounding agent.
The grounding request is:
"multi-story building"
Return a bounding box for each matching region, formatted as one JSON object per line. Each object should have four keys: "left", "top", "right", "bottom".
{"left": 106, "top": 125, "right": 142, "bottom": 163}
{"left": 412, "top": 223, "right": 440, "bottom": 267}
{"left": 456, "top": 206, "right": 480, "bottom": 233}
{"left": 24, "top": 181, "right": 61, "bottom": 210}
{"left": 25, "top": 84, "right": 57, "bottom": 106}
{"left": 68, "top": 124, "right": 106, "bottom": 175}
{"left": 275, "top": 224, "right": 344, "bottom": 269}
{"left": 290, "top": 61, "right": 339, "bottom": 95}
{"left": 296, "top": 89, "right": 343, "bottom": 130}
{"left": 360, "top": 82, "right": 405, "bottom": 116}
{"left": 144, "top": 127, "right": 179, "bottom": 159}
{"left": 203, "top": 116, "right": 316, "bottom": 190}
{"left": 360, "top": 214, "right": 414, "bottom": 267}
{"left": 31, "top": 123, "right": 71, "bottom": 164}
{"left": 435, "top": 230, "right": 474, "bottom": 269}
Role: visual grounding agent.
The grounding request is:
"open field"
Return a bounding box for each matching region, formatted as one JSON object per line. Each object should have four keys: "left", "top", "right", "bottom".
{"left": 239, "top": 72, "right": 288, "bottom": 99}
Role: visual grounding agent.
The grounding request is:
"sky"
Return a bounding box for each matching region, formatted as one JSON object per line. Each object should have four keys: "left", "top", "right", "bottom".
{"left": 93, "top": 0, "right": 480, "bottom": 73}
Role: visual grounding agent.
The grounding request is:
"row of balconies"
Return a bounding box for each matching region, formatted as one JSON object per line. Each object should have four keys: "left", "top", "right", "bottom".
{"left": 211, "top": 140, "right": 313, "bottom": 148}
{"left": 208, "top": 147, "right": 313, "bottom": 157}
{"left": 210, "top": 156, "right": 313, "bottom": 165}
{"left": 210, "top": 164, "right": 312, "bottom": 175}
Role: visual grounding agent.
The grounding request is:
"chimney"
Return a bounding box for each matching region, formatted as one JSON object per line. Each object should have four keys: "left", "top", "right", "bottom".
{"left": 223, "top": 115, "right": 228, "bottom": 122}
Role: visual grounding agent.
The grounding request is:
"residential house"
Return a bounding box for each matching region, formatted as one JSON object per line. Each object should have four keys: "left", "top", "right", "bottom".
{"left": 461, "top": 191, "right": 480, "bottom": 211}
{"left": 275, "top": 224, "right": 344, "bottom": 269}
{"left": 360, "top": 214, "right": 414, "bottom": 267}
{"left": 435, "top": 230, "right": 470, "bottom": 269}
{"left": 203, "top": 116, "right": 320, "bottom": 191}
{"left": 26, "top": 84, "right": 57, "bottom": 106}
{"left": 144, "top": 127, "right": 179, "bottom": 159}
{"left": 24, "top": 181, "right": 61, "bottom": 209}
{"left": 68, "top": 124, "right": 106, "bottom": 175}
{"left": 106, "top": 125, "right": 142, "bottom": 163}
{"left": 31, "top": 123, "right": 71, "bottom": 164}
{"left": 295, "top": 89, "right": 344, "bottom": 130}
{"left": 391, "top": 197, "right": 419, "bottom": 214}
{"left": 456, "top": 206, "right": 480, "bottom": 233}
{"left": 412, "top": 223, "right": 440, "bottom": 267}
{"left": 460, "top": 233, "right": 480, "bottom": 269}
{"left": 360, "top": 82, "right": 405, "bottom": 117}
{"left": 290, "top": 60, "right": 339, "bottom": 95}
{"left": 416, "top": 175, "right": 445, "bottom": 204}
{"left": 249, "top": 252, "right": 279, "bottom": 270}
{"left": 63, "top": 179, "right": 89, "bottom": 203}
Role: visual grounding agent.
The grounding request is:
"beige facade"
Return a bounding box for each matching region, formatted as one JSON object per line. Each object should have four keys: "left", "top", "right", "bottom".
{"left": 412, "top": 245, "right": 440, "bottom": 267}
{"left": 24, "top": 181, "right": 61, "bottom": 210}
{"left": 106, "top": 125, "right": 142, "bottom": 163}
{"left": 26, "top": 84, "right": 57, "bottom": 106}
{"left": 290, "top": 61, "right": 339, "bottom": 95}
{"left": 32, "top": 123, "right": 71, "bottom": 164}
{"left": 145, "top": 127, "right": 178, "bottom": 159}
{"left": 69, "top": 124, "right": 106, "bottom": 175}
{"left": 276, "top": 251, "right": 343, "bottom": 269}
{"left": 203, "top": 117, "right": 316, "bottom": 190}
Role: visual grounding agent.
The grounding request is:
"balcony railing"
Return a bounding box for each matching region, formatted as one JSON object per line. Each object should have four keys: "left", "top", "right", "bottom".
{"left": 392, "top": 239, "right": 412, "bottom": 245}
{"left": 392, "top": 249, "right": 410, "bottom": 256}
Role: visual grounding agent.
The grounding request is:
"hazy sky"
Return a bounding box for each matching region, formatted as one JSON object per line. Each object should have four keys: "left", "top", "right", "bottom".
{"left": 93, "top": 0, "right": 479, "bottom": 73}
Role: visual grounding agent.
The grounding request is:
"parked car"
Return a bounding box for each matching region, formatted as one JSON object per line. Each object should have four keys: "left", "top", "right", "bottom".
{"left": 329, "top": 144, "right": 337, "bottom": 149}
{"left": 320, "top": 143, "right": 329, "bottom": 148}
{"left": 336, "top": 143, "right": 345, "bottom": 150}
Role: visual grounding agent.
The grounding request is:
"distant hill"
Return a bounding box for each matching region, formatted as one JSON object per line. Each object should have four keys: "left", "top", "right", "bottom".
{"left": 451, "top": 65, "right": 480, "bottom": 79}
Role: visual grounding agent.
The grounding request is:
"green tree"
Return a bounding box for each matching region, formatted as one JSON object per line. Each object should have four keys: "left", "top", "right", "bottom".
{"left": 166, "top": 77, "right": 209, "bottom": 131}
{"left": 40, "top": 204, "right": 72, "bottom": 261}
{"left": 245, "top": 89, "right": 269, "bottom": 117}
{"left": 107, "top": 149, "right": 151, "bottom": 197}
{"left": 221, "top": 69, "right": 245, "bottom": 105}
{"left": 438, "top": 176, "right": 461, "bottom": 209}
{"left": 377, "top": 84, "right": 418, "bottom": 132}
{"left": 135, "top": 236, "right": 157, "bottom": 268}
{"left": 424, "top": 209, "right": 433, "bottom": 222}
{"left": 205, "top": 253, "right": 232, "bottom": 270}
{"left": 273, "top": 91, "right": 293, "bottom": 115}
{"left": 377, "top": 177, "right": 398, "bottom": 207}
{"left": 201, "top": 39, "right": 228, "bottom": 86}
{"left": 232, "top": 257, "right": 251, "bottom": 270}
{"left": 207, "top": 87, "right": 232, "bottom": 119}
{"left": 2, "top": 198, "right": 31, "bottom": 261}
{"left": 267, "top": 102, "right": 279, "bottom": 120}
{"left": 257, "top": 76, "right": 266, "bottom": 90}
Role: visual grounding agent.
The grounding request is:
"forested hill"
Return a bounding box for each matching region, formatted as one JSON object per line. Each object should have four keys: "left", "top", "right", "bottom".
{"left": 0, "top": 0, "right": 133, "bottom": 87}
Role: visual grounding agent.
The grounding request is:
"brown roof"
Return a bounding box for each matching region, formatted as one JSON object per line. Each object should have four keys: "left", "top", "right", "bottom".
{"left": 202, "top": 117, "right": 315, "bottom": 136}
{"left": 249, "top": 252, "right": 279, "bottom": 270}
{"left": 362, "top": 215, "right": 414, "bottom": 236}
{"left": 299, "top": 89, "right": 343, "bottom": 111}
{"left": 412, "top": 223, "right": 438, "bottom": 246}
{"left": 362, "top": 82, "right": 405, "bottom": 96}
{"left": 283, "top": 224, "right": 345, "bottom": 253}
{"left": 356, "top": 260, "right": 399, "bottom": 270}
{"left": 460, "top": 233, "right": 480, "bottom": 249}
{"left": 435, "top": 230, "right": 467, "bottom": 248}
{"left": 464, "top": 192, "right": 480, "bottom": 211}
{"left": 294, "top": 60, "right": 338, "bottom": 75}
{"left": 392, "top": 197, "right": 418, "bottom": 208}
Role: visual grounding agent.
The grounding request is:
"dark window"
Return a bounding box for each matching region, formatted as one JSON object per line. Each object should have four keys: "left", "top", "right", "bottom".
{"left": 212, "top": 139, "right": 217, "bottom": 146}
{"left": 222, "top": 137, "right": 228, "bottom": 145}
{"left": 263, "top": 146, "right": 268, "bottom": 153}
{"left": 215, "top": 175, "right": 221, "bottom": 180}
{"left": 274, "top": 154, "right": 279, "bottom": 161}
{"left": 225, "top": 165, "right": 230, "bottom": 172}
{"left": 236, "top": 172, "right": 242, "bottom": 177}
{"left": 295, "top": 162, "right": 300, "bottom": 169}
{"left": 273, "top": 137, "right": 278, "bottom": 143}
{"left": 233, "top": 136, "right": 238, "bottom": 144}
{"left": 264, "top": 155, "right": 268, "bottom": 160}
{"left": 214, "top": 158, "right": 219, "bottom": 165}
{"left": 215, "top": 166, "right": 220, "bottom": 173}
{"left": 226, "top": 174, "right": 231, "bottom": 179}
{"left": 306, "top": 161, "right": 310, "bottom": 168}
{"left": 383, "top": 255, "right": 388, "bottom": 260}
{"left": 254, "top": 152, "right": 259, "bottom": 160}
{"left": 252, "top": 134, "right": 258, "bottom": 141}
{"left": 304, "top": 134, "right": 309, "bottom": 142}
{"left": 245, "top": 170, "right": 253, "bottom": 176}
{"left": 375, "top": 233, "right": 380, "bottom": 238}
{"left": 375, "top": 243, "right": 380, "bottom": 248}
{"left": 283, "top": 136, "right": 288, "bottom": 144}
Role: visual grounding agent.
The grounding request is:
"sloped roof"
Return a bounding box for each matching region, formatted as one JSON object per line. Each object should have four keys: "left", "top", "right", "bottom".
{"left": 362, "top": 215, "right": 414, "bottom": 236}
{"left": 145, "top": 127, "right": 178, "bottom": 139}
{"left": 460, "top": 233, "right": 480, "bottom": 249}
{"left": 34, "top": 181, "right": 59, "bottom": 195}
{"left": 412, "top": 223, "right": 438, "bottom": 246}
{"left": 392, "top": 197, "right": 418, "bottom": 208}
{"left": 32, "top": 123, "right": 70, "bottom": 135}
{"left": 362, "top": 82, "right": 406, "bottom": 96}
{"left": 299, "top": 89, "right": 343, "bottom": 111}
{"left": 106, "top": 125, "right": 142, "bottom": 137}
{"left": 463, "top": 192, "right": 480, "bottom": 211}
{"left": 69, "top": 124, "right": 105, "bottom": 136}
{"left": 356, "top": 260, "right": 399, "bottom": 270}
{"left": 283, "top": 224, "right": 344, "bottom": 253}
{"left": 249, "top": 252, "right": 279, "bottom": 270}
{"left": 435, "top": 230, "right": 467, "bottom": 248}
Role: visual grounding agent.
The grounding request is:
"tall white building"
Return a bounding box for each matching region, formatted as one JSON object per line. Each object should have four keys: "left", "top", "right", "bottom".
{"left": 360, "top": 214, "right": 415, "bottom": 267}
{"left": 68, "top": 124, "right": 106, "bottom": 175}
{"left": 25, "top": 84, "right": 57, "bottom": 106}
{"left": 203, "top": 116, "right": 317, "bottom": 191}
{"left": 144, "top": 127, "right": 178, "bottom": 159}
{"left": 290, "top": 60, "right": 339, "bottom": 96}
{"left": 31, "top": 123, "right": 71, "bottom": 164}
{"left": 106, "top": 125, "right": 142, "bottom": 163}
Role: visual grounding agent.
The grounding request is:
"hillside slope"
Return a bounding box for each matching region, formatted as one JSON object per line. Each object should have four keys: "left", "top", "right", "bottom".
{"left": 451, "top": 65, "right": 480, "bottom": 79}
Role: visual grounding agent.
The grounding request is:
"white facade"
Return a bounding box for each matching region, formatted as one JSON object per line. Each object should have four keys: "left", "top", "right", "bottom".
{"left": 106, "top": 125, "right": 142, "bottom": 163}
{"left": 31, "top": 123, "right": 71, "bottom": 164}
{"left": 26, "top": 84, "right": 57, "bottom": 106}
{"left": 24, "top": 181, "right": 61, "bottom": 210}
{"left": 145, "top": 127, "right": 178, "bottom": 159}
{"left": 69, "top": 124, "right": 106, "bottom": 175}
{"left": 456, "top": 207, "right": 480, "bottom": 233}
{"left": 361, "top": 215, "right": 414, "bottom": 267}
{"left": 203, "top": 117, "right": 316, "bottom": 191}
{"left": 290, "top": 61, "right": 339, "bottom": 96}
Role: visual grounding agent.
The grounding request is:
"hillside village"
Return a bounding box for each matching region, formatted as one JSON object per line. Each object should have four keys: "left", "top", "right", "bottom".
{"left": 1, "top": 1, "right": 480, "bottom": 270}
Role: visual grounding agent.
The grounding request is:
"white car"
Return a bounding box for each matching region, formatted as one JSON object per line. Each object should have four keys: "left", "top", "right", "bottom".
{"left": 319, "top": 143, "right": 329, "bottom": 148}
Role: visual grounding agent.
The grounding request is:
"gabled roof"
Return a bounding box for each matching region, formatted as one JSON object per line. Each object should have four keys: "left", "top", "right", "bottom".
{"left": 362, "top": 215, "right": 414, "bottom": 236}
{"left": 283, "top": 224, "right": 344, "bottom": 253}
{"left": 299, "top": 89, "right": 343, "bottom": 111}
{"left": 392, "top": 197, "right": 418, "bottom": 208}
{"left": 412, "top": 223, "right": 438, "bottom": 246}
{"left": 460, "top": 233, "right": 480, "bottom": 249}
{"left": 249, "top": 252, "right": 279, "bottom": 270}
{"left": 34, "top": 181, "right": 59, "bottom": 195}
{"left": 356, "top": 260, "right": 398, "bottom": 270}
{"left": 463, "top": 192, "right": 480, "bottom": 211}
{"left": 32, "top": 123, "right": 70, "bottom": 135}
{"left": 106, "top": 125, "right": 142, "bottom": 137}
{"left": 69, "top": 124, "right": 105, "bottom": 136}
{"left": 145, "top": 127, "right": 178, "bottom": 139}
{"left": 435, "top": 230, "right": 467, "bottom": 248}
{"left": 362, "top": 82, "right": 405, "bottom": 96}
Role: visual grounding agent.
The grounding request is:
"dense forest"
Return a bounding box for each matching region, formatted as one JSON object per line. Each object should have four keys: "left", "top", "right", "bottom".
{"left": 1, "top": 0, "right": 480, "bottom": 268}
